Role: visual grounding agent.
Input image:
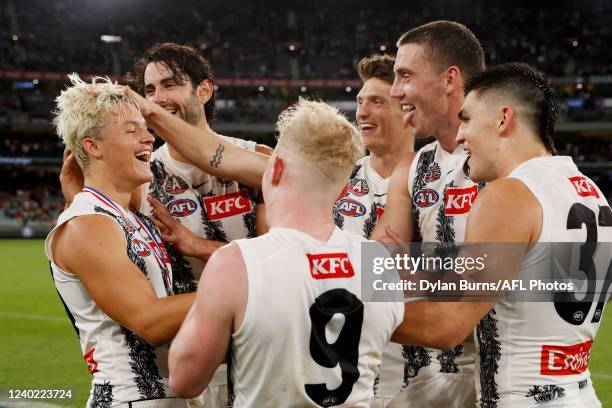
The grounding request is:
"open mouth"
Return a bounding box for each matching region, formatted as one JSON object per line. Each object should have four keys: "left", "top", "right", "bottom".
{"left": 162, "top": 105, "right": 178, "bottom": 115}
{"left": 359, "top": 122, "right": 377, "bottom": 132}
{"left": 134, "top": 150, "right": 151, "bottom": 162}
{"left": 401, "top": 103, "right": 415, "bottom": 113}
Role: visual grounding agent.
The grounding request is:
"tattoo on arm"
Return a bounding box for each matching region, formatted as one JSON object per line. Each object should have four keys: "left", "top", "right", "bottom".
{"left": 210, "top": 144, "right": 224, "bottom": 168}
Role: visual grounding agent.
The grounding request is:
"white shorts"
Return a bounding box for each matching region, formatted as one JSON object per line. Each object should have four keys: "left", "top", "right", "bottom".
{"left": 388, "top": 372, "right": 476, "bottom": 408}
{"left": 186, "top": 385, "right": 227, "bottom": 408}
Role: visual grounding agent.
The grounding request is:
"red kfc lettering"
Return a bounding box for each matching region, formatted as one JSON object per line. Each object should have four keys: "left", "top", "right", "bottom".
{"left": 569, "top": 176, "right": 600, "bottom": 198}
{"left": 445, "top": 185, "right": 479, "bottom": 215}
{"left": 307, "top": 253, "right": 355, "bottom": 280}
{"left": 203, "top": 191, "right": 253, "bottom": 220}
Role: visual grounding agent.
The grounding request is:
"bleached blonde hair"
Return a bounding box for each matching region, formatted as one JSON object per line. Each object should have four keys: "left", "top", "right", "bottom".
{"left": 53, "top": 73, "right": 140, "bottom": 170}
{"left": 276, "top": 98, "right": 364, "bottom": 184}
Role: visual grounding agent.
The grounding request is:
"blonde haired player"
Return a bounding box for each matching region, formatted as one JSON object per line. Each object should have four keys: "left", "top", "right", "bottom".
{"left": 168, "top": 99, "right": 404, "bottom": 407}
{"left": 46, "top": 74, "right": 192, "bottom": 408}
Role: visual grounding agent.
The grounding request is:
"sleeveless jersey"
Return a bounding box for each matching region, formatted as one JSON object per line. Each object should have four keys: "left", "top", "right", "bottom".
{"left": 402, "top": 141, "right": 481, "bottom": 388}
{"left": 332, "top": 156, "right": 404, "bottom": 400}
{"left": 140, "top": 137, "right": 258, "bottom": 388}
{"left": 333, "top": 156, "right": 389, "bottom": 239}
{"left": 44, "top": 191, "right": 175, "bottom": 407}
{"left": 230, "top": 227, "right": 404, "bottom": 407}
{"left": 140, "top": 137, "right": 258, "bottom": 295}
{"left": 475, "top": 156, "right": 612, "bottom": 407}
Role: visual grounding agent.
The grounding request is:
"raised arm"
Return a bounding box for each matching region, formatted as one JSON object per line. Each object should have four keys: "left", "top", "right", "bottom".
{"left": 371, "top": 159, "right": 414, "bottom": 242}
{"left": 125, "top": 87, "right": 268, "bottom": 188}
{"left": 391, "top": 178, "right": 540, "bottom": 348}
{"left": 169, "top": 243, "right": 247, "bottom": 398}
{"left": 51, "top": 215, "right": 195, "bottom": 346}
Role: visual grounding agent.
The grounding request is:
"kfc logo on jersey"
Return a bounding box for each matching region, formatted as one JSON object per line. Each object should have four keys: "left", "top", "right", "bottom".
{"left": 414, "top": 188, "right": 439, "bottom": 208}
{"left": 132, "top": 239, "right": 151, "bottom": 257}
{"left": 307, "top": 253, "right": 355, "bottom": 279}
{"left": 445, "top": 185, "right": 478, "bottom": 215}
{"left": 349, "top": 178, "right": 370, "bottom": 196}
{"left": 337, "top": 198, "right": 367, "bottom": 217}
{"left": 203, "top": 191, "right": 253, "bottom": 220}
{"left": 84, "top": 348, "right": 99, "bottom": 375}
{"left": 167, "top": 199, "right": 198, "bottom": 217}
{"left": 540, "top": 340, "right": 592, "bottom": 376}
{"left": 568, "top": 176, "right": 600, "bottom": 198}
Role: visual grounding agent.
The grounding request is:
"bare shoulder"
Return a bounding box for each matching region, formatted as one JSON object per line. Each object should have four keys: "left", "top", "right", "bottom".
{"left": 472, "top": 178, "right": 538, "bottom": 214}
{"left": 467, "top": 177, "right": 541, "bottom": 243}
{"left": 200, "top": 243, "right": 246, "bottom": 289}
{"left": 55, "top": 214, "right": 124, "bottom": 255}
{"left": 52, "top": 214, "right": 129, "bottom": 278}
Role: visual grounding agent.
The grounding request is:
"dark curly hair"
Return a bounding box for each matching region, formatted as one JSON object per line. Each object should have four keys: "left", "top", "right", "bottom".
{"left": 128, "top": 42, "right": 216, "bottom": 122}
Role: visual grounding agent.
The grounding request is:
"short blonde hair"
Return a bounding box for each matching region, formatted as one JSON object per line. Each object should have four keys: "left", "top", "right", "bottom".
{"left": 276, "top": 98, "right": 363, "bottom": 184}
{"left": 53, "top": 74, "right": 140, "bottom": 169}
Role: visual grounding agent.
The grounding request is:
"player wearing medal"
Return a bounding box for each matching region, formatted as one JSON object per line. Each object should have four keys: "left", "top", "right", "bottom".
{"left": 393, "top": 62, "right": 612, "bottom": 407}
{"left": 46, "top": 75, "right": 193, "bottom": 408}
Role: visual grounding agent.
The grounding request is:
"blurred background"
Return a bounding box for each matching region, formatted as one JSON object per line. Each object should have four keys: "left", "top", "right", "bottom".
{"left": 0, "top": 0, "right": 611, "bottom": 238}
{"left": 0, "top": 2, "right": 611, "bottom": 406}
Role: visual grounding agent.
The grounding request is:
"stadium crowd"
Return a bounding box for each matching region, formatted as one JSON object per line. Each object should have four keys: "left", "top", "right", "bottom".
{"left": 1, "top": 0, "right": 611, "bottom": 78}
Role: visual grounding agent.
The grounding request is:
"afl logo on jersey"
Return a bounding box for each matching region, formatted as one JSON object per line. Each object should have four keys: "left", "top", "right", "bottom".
{"left": 337, "top": 198, "right": 367, "bottom": 217}
{"left": 349, "top": 178, "right": 369, "bottom": 196}
{"left": 167, "top": 198, "right": 198, "bottom": 217}
{"left": 132, "top": 239, "right": 151, "bottom": 257}
{"left": 414, "top": 188, "right": 439, "bottom": 208}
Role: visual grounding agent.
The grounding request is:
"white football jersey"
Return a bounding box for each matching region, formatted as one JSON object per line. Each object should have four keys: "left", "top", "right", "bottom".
{"left": 230, "top": 227, "right": 404, "bottom": 407}
{"left": 140, "top": 137, "right": 258, "bottom": 388}
{"left": 140, "top": 137, "right": 258, "bottom": 294}
{"left": 45, "top": 190, "right": 176, "bottom": 407}
{"left": 333, "top": 156, "right": 405, "bottom": 400}
{"left": 334, "top": 156, "right": 389, "bottom": 239}
{"left": 475, "top": 156, "right": 612, "bottom": 407}
{"left": 400, "top": 141, "right": 480, "bottom": 391}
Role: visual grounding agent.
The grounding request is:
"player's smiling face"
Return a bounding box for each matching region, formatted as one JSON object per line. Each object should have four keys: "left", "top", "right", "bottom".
{"left": 356, "top": 77, "right": 405, "bottom": 153}
{"left": 96, "top": 107, "right": 154, "bottom": 186}
{"left": 456, "top": 91, "right": 499, "bottom": 182}
{"left": 143, "top": 61, "right": 204, "bottom": 126}
{"left": 391, "top": 43, "right": 449, "bottom": 139}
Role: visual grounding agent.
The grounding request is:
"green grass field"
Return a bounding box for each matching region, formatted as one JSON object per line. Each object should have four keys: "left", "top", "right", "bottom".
{"left": 1, "top": 239, "right": 611, "bottom": 407}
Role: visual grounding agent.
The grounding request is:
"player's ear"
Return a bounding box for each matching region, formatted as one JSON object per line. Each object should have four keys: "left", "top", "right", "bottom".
{"left": 82, "top": 137, "right": 103, "bottom": 160}
{"left": 196, "top": 80, "right": 213, "bottom": 106}
{"left": 270, "top": 155, "right": 284, "bottom": 186}
{"left": 444, "top": 66, "right": 462, "bottom": 95}
{"left": 498, "top": 106, "right": 514, "bottom": 136}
